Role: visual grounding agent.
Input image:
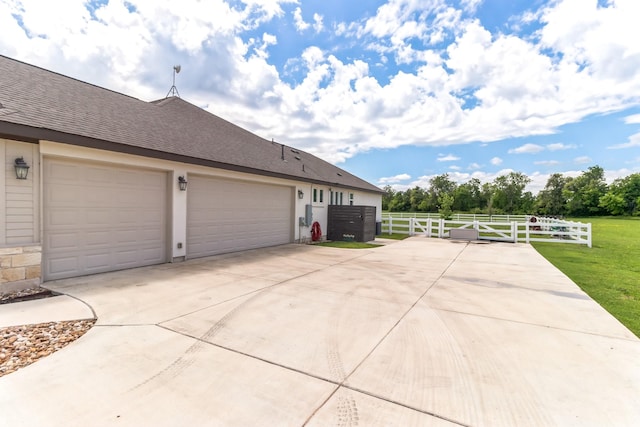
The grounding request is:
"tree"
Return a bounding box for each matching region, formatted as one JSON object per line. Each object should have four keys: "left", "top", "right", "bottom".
{"left": 388, "top": 189, "right": 411, "bottom": 212}
{"left": 563, "top": 166, "right": 608, "bottom": 216}
{"left": 536, "top": 173, "right": 568, "bottom": 216}
{"left": 426, "top": 174, "right": 457, "bottom": 212}
{"left": 438, "top": 193, "right": 454, "bottom": 219}
{"left": 492, "top": 172, "right": 531, "bottom": 214}
{"left": 382, "top": 185, "right": 395, "bottom": 211}
{"left": 408, "top": 186, "right": 427, "bottom": 212}
{"left": 599, "top": 192, "right": 626, "bottom": 215}
{"left": 599, "top": 173, "right": 640, "bottom": 215}
{"left": 453, "top": 178, "right": 484, "bottom": 212}
{"left": 481, "top": 182, "right": 496, "bottom": 215}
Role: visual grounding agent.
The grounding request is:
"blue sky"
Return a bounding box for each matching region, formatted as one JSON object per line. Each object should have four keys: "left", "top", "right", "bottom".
{"left": 1, "top": 0, "right": 639, "bottom": 192}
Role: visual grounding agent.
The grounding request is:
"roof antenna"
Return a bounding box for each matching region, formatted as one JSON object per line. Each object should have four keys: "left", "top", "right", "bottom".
{"left": 166, "top": 65, "right": 181, "bottom": 98}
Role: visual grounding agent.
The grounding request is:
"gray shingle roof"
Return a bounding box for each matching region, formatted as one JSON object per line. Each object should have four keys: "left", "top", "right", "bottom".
{"left": 0, "top": 55, "right": 381, "bottom": 193}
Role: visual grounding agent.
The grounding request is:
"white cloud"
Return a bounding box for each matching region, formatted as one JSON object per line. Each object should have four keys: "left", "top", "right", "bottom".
{"left": 460, "top": 0, "right": 483, "bottom": 14}
{"left": 2, "top": 0, "right": 640, "bottom": 166}
{"left": 378, "top": 173, "right": 411, "bottom": 184}
{"left": 508, "top": 143, "right": 545, "bottom": 154}
{"left": 468, "top": 162, "right": 481, "bottom": 170}
{"left": 313, "top": 13, "right": 324, "bottom": 33}
{"left": 546, "top": 143, "right": 576, "bottom": 151}
{"left": 607, "top": 132, "right": 640, "bottom": 149}
{"left": 534, "top": 160, "right": 560, "bottom": 166}
{"left": 627, "top": 157, "right": 640, "bottom": 165}
{"left": 623, "top": 113, "right": 640, "bottom": 124}
{"left": 490, "top": 156, "right": 503, "bottom": 165}
{"left": 449, "top": 165, "right": 461, "bottom": 170}
{"left": 539, "top": 0, "right": 640, "bottom": 83}
{"left": 437, "top": 153, "right": 460, "bottom": 161}
{"left": 574, "top": 156, "right": 592, "bottom": 164}
{"left": 605, "top": 167, "right": 638, "bottom": 183}
{"left": 293, "top": 7, "right": 309, "bottom": 32}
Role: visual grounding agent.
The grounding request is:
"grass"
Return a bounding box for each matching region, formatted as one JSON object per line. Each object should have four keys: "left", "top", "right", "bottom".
{"left": 377, "top": 233, "right": 410, "bottom": 240}
{"left": 316, "top": 241, "right": 382, "bottom": 249}
{"left": 532, "top": 217, "right": 640, "bottom": 337}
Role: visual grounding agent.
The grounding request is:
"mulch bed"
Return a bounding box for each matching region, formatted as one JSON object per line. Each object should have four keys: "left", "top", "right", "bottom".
{"left": 0, "top": 287, "right": 95, "bottom": 377}
{"left": 0, "top": 287, "right": 57, "bottom": 305}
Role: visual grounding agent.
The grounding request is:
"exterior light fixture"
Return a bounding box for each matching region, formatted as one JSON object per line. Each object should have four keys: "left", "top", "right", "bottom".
{"left": 178, "top": 176, "right": 188, "bottom": 191}
{"left": 14, "top": 157, "right": 29, "bottom": 180}
{"left": 298, "top": 190, "right": 304, "bottom": 199}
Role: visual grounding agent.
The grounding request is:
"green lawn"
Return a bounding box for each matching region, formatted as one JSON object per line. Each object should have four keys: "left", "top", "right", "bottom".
{"left": 376, "top": 233, "right": 410, "bottom": 240}
{"left": 532, "top": 217, "right": 640, "bottom": 337}
{"left": 316, "top": 241, "right": 382, "bottom": 249}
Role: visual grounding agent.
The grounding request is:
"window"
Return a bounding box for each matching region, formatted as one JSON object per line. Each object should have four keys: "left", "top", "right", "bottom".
{"left": 330, "top": 190, "right": 343, "bottom": 205}
{"left": 330, "top": 190, "right": 334, "bottom": 205}
{"left": 319, "top": 189, "right": 324, "bottom": 203}
{"left": 313, "top": 188, "right": 317, "bottom": 203}
{"left": 349, "top": 193, "right": 354, "bottom": 206}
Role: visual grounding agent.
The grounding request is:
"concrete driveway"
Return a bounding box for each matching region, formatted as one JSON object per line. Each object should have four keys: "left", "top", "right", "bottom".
{"left": 1, "top": 238, "right": 639, "bottom": 426}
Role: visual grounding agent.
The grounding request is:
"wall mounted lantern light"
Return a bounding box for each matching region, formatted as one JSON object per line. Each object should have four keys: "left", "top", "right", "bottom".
{"left": 14, "top": 157, "right": 30, "bottom": 180}
{"left": 298, "top": 189, "right": 304, "bottom": 199}
{"left": 178, "top": 176, "right": 188, "bottom": 191}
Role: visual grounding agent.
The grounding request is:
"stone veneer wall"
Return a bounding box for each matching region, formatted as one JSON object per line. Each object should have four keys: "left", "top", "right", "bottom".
{"left": 0, "top": 245, "right": 41, "bottom": 293}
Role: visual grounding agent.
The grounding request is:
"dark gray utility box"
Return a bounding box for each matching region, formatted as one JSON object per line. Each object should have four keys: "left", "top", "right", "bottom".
{"left": 327, "top": 205, "right": 377, "bottom": 242}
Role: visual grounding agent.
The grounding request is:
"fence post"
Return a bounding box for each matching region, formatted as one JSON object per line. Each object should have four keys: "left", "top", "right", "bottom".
{"left": 388, "top": 217, "right": 393, "bottom": 235}
{"left": 587, "top": 223, "right": 592, "bottom": 248}
{"left": 409, "top": 218, "right": 414, "bottom": 236}
{"left": 427, "top": 218, "right": 432, "bottom": 237}
{"left": 438, "top": 219, "right": 444, "bottom": 238}
{"left": 511, "top": 221, "right": 517, "bottom": 243}
{"left": 525, "top": 219, "right": 530, "bottom": 244}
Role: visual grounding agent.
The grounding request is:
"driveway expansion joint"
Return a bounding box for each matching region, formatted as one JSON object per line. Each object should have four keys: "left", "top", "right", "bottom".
{"left": 430, "top": 306, "right": 640, "bottom": 341}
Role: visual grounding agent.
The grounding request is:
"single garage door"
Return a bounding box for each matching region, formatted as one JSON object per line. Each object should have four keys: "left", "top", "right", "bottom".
{"left": 43, "top": 158, "right": 168, "bottom": 281}
{"left": 187, "top": 176, "right": 293, "bottom": 258}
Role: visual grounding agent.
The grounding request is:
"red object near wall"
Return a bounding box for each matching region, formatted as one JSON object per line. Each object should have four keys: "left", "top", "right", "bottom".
{"left": 311, "top": 221, "right": 322, "bottom": 241}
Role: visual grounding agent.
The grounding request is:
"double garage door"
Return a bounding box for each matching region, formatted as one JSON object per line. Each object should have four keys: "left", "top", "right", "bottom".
{"left": 187, "top": 175, "right": 293, "bottom": 258}
{"left": 43, "top": 158, "right": 169, "bottom": 281}
{"left": 43, "top": 159, "right": 293, "bottom": 280}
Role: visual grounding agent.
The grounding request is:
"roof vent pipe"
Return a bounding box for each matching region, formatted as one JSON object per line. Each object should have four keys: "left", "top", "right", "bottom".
{"left": 281, "top": 144, "right": 285, "bottom": 160}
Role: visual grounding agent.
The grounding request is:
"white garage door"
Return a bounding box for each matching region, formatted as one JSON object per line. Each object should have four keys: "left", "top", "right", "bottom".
{"left": 43, "top": 158, "right": 168, "bottom": 281}
{"left": 187, "top": 176, "right": 293, "bottom": 258}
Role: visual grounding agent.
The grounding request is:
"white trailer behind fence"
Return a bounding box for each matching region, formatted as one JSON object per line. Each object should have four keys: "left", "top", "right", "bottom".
{"left": 382, "top": 215, "right": 592, "bottom": 248}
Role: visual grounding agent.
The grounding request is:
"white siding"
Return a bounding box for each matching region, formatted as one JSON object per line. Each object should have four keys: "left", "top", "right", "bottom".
{"left": 0, "top": 138, "right": 39, "bottom": 246}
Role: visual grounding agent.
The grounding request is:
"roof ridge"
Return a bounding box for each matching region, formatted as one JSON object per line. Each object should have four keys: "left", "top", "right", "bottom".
{"left": 0, "top": 54, "right": 143, "bottom": 102}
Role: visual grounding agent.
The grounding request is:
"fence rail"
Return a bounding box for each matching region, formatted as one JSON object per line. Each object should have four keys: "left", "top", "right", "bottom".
{"left": 383, "top": 212, "right": 530, "bottom": 222}
{"left": 381, "top": 215, "right": 591, "bottom": 247}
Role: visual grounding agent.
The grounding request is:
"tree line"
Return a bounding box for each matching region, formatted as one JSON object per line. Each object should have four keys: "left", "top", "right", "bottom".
{"left": 382, "top": 166, "right": 640, "bottom": 217}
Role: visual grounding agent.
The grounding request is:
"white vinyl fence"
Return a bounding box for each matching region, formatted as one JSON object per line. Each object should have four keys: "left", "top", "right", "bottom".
{"left": 381, "top": 215, "right": 592, "bottom": 247}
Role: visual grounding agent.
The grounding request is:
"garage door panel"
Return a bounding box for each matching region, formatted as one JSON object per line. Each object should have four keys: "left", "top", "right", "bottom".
{"left": 48, "top": 162, "right": 80, "bottom": 181}
{"left": 48, "top": 232, "right": 79, "bottom": 250}
{"left": 86, "top": 230, "right": 111, "bottom": 246}
{"left": 47, "top": 257, "right": 79, "bottom": 277}
{"left": 187, "top": 176, "right": 292, "bottom": 259}
{"left": 49, "top": 210, "right": 79, "bottom": 226}
{"left": 86, "top": 253, "right": 111, "bottom": 270}
{"left": 44, "top": 158, "right": 168, "bottom": 280}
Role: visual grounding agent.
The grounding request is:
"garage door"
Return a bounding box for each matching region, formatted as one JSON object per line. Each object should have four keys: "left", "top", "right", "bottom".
{"left": 187, "top": 176, "right": 293, "bottom": 258}
{"left": 43, "top": 158, "right": 168, "bottom": 280}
